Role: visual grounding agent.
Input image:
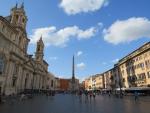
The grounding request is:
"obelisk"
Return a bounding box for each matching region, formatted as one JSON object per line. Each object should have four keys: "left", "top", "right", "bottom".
{"left": 72, "top": 55, "right": 75, "bottom": 92}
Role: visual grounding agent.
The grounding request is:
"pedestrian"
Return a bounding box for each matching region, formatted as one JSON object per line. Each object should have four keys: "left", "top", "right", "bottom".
{"left": 108, "top": 91, "right": 111, "bottom": 97}
{"left": 84, "top": 91, "right": 88, "bottom": 103}
{"left": 10, "top": 93, "right": 16, "bottom": 105}
{"left": 78, "top": 90, "right": 82, "bottom": 102}
{"left": 93, "top": 92, "right": 96, "bottom": 99}
{"left": 20, "top": 94, "right": 25, "bottom": 101}
{"left": 86, "top": 91, "right": 88, "bottom": 98}
{"left": 89, "top": 91, "right": 92, "bottom": 99}
{"left": 134, "top": 91, "right": 138, "bottom": 101}
{"left": 0, "top": 93, "right": 2, "bottom": 103}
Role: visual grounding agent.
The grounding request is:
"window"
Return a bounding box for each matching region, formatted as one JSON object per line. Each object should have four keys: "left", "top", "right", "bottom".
{"left": 138, "top": 73, "right": 146, "bottom": 80}
{"left": 24, "top": 74, "right": 29, "bottom": 89}
{"left": 122, "top": 78, "right": 125, "bottom": 82}
{"left": 19, "top": 37, "right": 22, "bottom": 46}
{"left": 0, "top": 57, "right": 4, "bottom": 74}
{"left": 22, "top": 18, "right": 25, "bottom": 23}
{"left": 140, "top": 63, "right": 144, "bottom": 69}
{"left": 147, "top": 71, "right": 150, "bottom": 78}
{"left": 37, "top": 46, "right": 40, "bottom": 51}
{"left": 145, "top": 60, "right": 150, "bottom": 68}
{"left": 16, "top": 15, "right": 19, "bottom": 20}
{"left": 12, "top": 77, "right": 17, "bottom": 87}
{"left": 128, "top": 67, "right": 134, "bottom": 74}
{"left": 136, "top": 57, "right": 139, "bottom": 61}
{"left": 139, "top": 56, "right": 142, "bottom": 60}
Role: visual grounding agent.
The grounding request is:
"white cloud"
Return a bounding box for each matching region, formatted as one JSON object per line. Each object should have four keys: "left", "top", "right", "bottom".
{"left": 103, "top": 17, "right": 150, "bottom": 45}
{"left": 76, "top": 62, "right": 86, "bottom": 70}
{"left": 98, "top": 22, "right": 103, "bottom": 28}
{"left": 77, "top": 51, "right": 83, "bottom": 56}
{"left": 49, "top": 57, "right": 58, "bottom": 60}
{"left": 59, "top": 0, "right": 109, "bottom": 15}
{"left": 112, "top": 58, "right": 119, "bottom": 63}
{"left": 30, "top": 26, "right": 97, "bottom": 47}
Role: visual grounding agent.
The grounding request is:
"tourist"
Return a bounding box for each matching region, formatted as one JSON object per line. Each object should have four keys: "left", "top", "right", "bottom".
{"left": 78, "top": 90, "right": 82, "bottom": 102}
{"left": 85, "top": 91, "right": 88, "bottom": 98}
{"left": 20, "top": 94, "right": 26, "bottom": 101}
{"left": 89, "top": 91, "right": 92, "bottom": 99}
{"left": 0, "top": 93, "right": 2, "bottom": 103}
{"left": 134, "top": 91, "right": 138, "bottom": 101}
{"left": 93, "top": 92, "right": 96, "bottom": 99}
{"left": 108, "top": 91, "right": 111, "bottom": 97}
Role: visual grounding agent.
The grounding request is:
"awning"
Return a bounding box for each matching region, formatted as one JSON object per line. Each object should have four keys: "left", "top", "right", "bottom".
{"left": 125, "top": 87, "right": 150, "bottom": 91}
{"left": 115, "top": 88, "right": 126, "bottom": 91}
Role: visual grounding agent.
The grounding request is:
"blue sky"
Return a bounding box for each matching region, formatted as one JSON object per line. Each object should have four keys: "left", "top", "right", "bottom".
{"left": 0, "top": 0, "right": 150, "bottom": 81}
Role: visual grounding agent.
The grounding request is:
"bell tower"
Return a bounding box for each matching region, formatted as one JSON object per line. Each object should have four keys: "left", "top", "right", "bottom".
{"left": 10, "top": 3, "right": 28, "bottom": 30}
{"left": 35, "top": 36, "right": 44, "bottom": 62}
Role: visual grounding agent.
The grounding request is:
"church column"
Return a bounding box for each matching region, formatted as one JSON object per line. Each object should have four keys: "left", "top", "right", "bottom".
{"left": 4, "top": 61, "right": 14, "bottom": 95}
{"left": 3, "top": 59, "right": 10, "bottom": 94}
{"left": 15, "top": 65, "right": 22, "bottom": 93}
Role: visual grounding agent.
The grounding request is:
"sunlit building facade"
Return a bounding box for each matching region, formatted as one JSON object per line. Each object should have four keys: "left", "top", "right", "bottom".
{"left": 84, "top": 42, "right": 150, "bottom": 90}
{"left": 95, "top": 74, "right": 103, "bottom": 90}
{"left": 0, "top": 4, "right": 49, "bottom": 95}
{"left": 117, "top": 42, "right": 150, "bottom": 88}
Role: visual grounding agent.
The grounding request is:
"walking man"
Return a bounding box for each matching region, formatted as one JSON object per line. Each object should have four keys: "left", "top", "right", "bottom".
{"left": 134, "top": 91, "right": 138, "bottom": 101}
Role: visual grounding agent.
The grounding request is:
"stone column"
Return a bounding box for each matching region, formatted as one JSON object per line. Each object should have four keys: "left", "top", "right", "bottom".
{"left": 4, "top": 61, "right": 14, "bottom": 95}
{"left": 40, "top": 75, "right": 42, "bottom": 89}
{"left": 21, "top": 69, "right": 26, "bottom": 91}
{"left": 3, "top": 59, "right": 10, "bottom": 94}
{"left": 16, "top": 65, "right": 23, "bottom": 93}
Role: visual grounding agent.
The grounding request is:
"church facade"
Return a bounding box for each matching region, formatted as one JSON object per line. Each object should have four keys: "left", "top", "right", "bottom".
{"left": 0, "top": 4, "right": 49, "bottom": 95}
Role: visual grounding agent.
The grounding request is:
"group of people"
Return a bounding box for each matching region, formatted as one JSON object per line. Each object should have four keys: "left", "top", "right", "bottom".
{"left": 46, "top": 90, "right": 55, "bottom": 96}
{"left": 77, "top": 90, "right": 139, "bottom": 102}
{"left": 78, "top": 90, "right": 96, "bottom": 100}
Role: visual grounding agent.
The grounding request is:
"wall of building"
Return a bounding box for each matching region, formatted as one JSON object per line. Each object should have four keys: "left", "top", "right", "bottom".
{"left": 0, "top": 5, "right": 50, "bottom": 95}
{"left": 84, "top": 42, "right": 150, "bottom": 91}
{"left": 59, "top": 79, "right": 69, "bottom": 91}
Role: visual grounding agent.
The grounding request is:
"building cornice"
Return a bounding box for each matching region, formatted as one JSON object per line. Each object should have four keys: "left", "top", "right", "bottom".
{"left": 118, "top": 41, "right": 150, "bottom": 65}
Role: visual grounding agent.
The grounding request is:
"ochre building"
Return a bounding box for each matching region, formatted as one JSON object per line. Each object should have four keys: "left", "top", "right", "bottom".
{"left": 84, "top": 42, "right": 150, "bottom": 91}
